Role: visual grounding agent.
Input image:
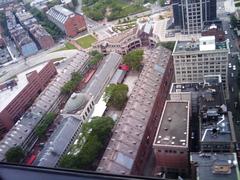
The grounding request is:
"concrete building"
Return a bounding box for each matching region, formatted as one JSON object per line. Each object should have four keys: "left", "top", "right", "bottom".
{"left": 202, "top": 24, "right": 225, "bottom": 42}
{"left": 93, "top": 22, "right": 159, "bottom": 55}
{"left": 0, "top": 52, "right": 89, "bottom": 161}
{"left": 0, "top": 62, "right": 56, "bottom": 135}
{"left": 169, "top": 81, "right": 236, "bottom": 153}
{"left": 46, "top": 5, "right": 86, "bottom": 37}
{"left": 172, "top": 0, "right": 217, "bottom": 34}
{"left": 172, "top": 36, "right": 229, "bottom": 88}
{"left": 97, "top": 46, "right": 174, "bottom": 175}
{"left": 191, "top": 153, "right": 240, "bottom": 180}
{"left": 153, "top": 100, "right": 190, "bottom": 178}
{"left": 29, "top": 24, "right": 54, "bottom": 49}
{"left": 199, "top": 83, "right": 236, "bottom": 152}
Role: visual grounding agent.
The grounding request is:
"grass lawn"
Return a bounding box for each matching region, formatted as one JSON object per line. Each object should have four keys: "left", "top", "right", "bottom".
{"left": 55, "top": 43, "right": 77, "bottom": 51}
{"left": 76, "top": 35, "right": 97, "bottom": 49}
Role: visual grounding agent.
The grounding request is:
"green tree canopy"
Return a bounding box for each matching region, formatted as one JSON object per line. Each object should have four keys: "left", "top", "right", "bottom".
{"left": 160, "top": 41, "right": 176, "bottom": 51}
{"left": 59, "top": 116, "right": 114, "bottom": 169}
{"left": 123, "top": 49, "right": 144, "bottom": 71}
{"left": 61, "top": 72, "right": 83, "bottom": 94}
{"left": 104, "top": 84, "right": 128, "bottom": 110}
{"left": 5, "top": 146, "right": 25, "bottom": 163}
{"left": 35, "top": 112, "right": 57, "bottom": 138}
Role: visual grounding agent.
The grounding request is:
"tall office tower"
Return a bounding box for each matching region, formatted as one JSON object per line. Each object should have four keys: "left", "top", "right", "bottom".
{"left": 172, "top": 0, "right": 217, "bottom": 34}
{"left": 172, "top": 36, "right": 229, "bottom": 88}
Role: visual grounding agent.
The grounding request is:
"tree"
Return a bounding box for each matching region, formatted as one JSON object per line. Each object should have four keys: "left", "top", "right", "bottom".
{"left": 35, "top": 112, "right": 56, "bottom": 138}
{"left": 123, "top": 49, "right": 144, "bottom": 71}
{"left": 159, "top": 0, "right": 165, "bottom": 6}
{"left": 6, "top": 146, "right": 25, "bottom": 163}
{"left": 88, "top": 50, "right": 104, "bottom": 68}
{"left": 59, "top": 117, "right": 114, "bottom": 169}
{"left": 160, "top": 41, "right": 176, "bottom": 51}
{"left": 61, "top": 72, "right": 83, "bottom": 94}
{"left": 104, "top": 84, "right": 128, "bottom": 110}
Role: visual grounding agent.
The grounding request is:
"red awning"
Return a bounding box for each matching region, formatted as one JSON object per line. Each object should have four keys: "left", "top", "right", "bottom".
{"left": 119, "top": 65, "right": 129, "bottom": 71}
{"left": 26, "top": 155, "right": 36, "bottom": 165}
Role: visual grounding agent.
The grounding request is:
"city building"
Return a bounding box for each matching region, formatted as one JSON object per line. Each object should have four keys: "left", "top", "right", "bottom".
{"left": 172, "top": 36, "right": 229, "bottom": 88}
{"left": 199, "top": 83, "right": 236, "bottom": 152}
{"left": 191, "top": 153, "right": 240, "bottom": 180}
{"left": 172, "top": 0, "right": 217, "bottom": 34}
{"left": 97, "top": 46, "right": 174, "bottom": 175}
{"left": 93, "top": 22, "right": 159, "bottom": 55}
{"left": 29, "top": 24, "right": 54, "bottom": 49}
{"left": 202, "top": 24, "right": 225, "bottom": 42}
{"left": 169, "top": 81, "right": 236, "bottom": 153}
{"left": 0, "top": 0, "right": 17, "bottom": 7}
{"left": 0, "top": 62, "right": 56, "bottom": 135}
{"left": 83, "top": 52, "right": 122, "bottom": 102}
{"left": 0, "top": 52, "right": 89, "bottom": 161}
{"left": 34, "top": 116, "right": 83, "bottom": 167}
{"left": 46, "top": 5, "right": 86, "bottom": 37}
{"left": 15, "top": 6, "right": 54, "bottom": 50}
{"left": 153, "top": 100, "right": 190, "bottom": 178}
{"left": 9, "top": 24, "right": 38, "bottom": 57}
{"left": 0, "top": 47, "right": 12, "bottom": 64}
{"left": 61, "top": 92, "right": 95, "bottom": 122}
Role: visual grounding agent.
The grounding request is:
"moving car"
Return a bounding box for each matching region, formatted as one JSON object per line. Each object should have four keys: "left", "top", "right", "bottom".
{"left": 233, "top": 65, "right": 236, "bottom": 70}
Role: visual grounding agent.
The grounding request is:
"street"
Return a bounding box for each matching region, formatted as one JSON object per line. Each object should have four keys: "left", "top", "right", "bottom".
{"left": 218, "top": 0, "right": 240, "bottom": 141}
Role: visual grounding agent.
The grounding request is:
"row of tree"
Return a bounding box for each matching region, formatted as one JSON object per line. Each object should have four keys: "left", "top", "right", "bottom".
{"left": 88, "top": 50, "right": 104, "bottom": 68}
{"left": 27, "top": 6, "right": 64, "bottom": 40}
{"left": 59, "top": 116, "right": 114, "bottom": 170}
{"left": 61, "top": 72, "right": 83, "bottom": 94}
{"left": 35, "top": 112, "right": 57, "bottom": 138}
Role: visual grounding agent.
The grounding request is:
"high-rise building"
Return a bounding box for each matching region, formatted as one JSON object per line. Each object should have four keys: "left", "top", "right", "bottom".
{"left": 172, "top": 36, "right": 229, "bottom": 88}
{"left": 172, "top": 0, "right": 217, "bottom": 34}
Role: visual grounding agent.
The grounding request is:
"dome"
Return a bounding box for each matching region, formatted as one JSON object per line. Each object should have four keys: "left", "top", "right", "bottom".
{"left": 63, "top": 93, "right": 90, "bottom": 114}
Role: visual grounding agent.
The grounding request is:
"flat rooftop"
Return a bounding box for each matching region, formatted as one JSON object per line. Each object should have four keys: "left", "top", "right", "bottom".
{"left": 97, "top": 27, "right": 138, "bottom": 44}
{"left": 153, "top": 101, "right": 190, "bottom": 148}
{"left": 173, "top": 40, "right": 228, "bottom": 54}
{"left": 191, "top": 153, "right": 240, "bottom": 180}
{"left": 0, "top": 62, "right": 47, "bottom": 112}
{"left": 170, "top": 82, "right": 200, "bottom": 93}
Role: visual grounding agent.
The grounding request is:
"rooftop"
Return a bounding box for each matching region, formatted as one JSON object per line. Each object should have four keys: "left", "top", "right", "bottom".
{"left": 173, "top": 37, "right": 228, "bottom": 54}
{"left": 153, "top": 101, "right": 190, "bottom": 148}
{"left": 47, "top": 5, "right": 74, "bottom": 24}
{"left": 97, "top": 27, "right": 138, "bottom": 45}
{"left": 83, "top": 52, "right": 122, "bottom": 102}
{"left": 0, "top": 62, "right": 47, "bottom": 112}
{"left": 62, "top": 93, "right": 91, "bottom": 114}
{"left": 191, "top": 153, "right": 240, "bottom": 180}
{"left": 170, "top": 82, "right": 200, "bottom": 93}
{"left": 97, "top": 46, "right": 171, "bottom": 175}
{"left": 34, "top": 116, "right": 82, "bottom": 167}
{"left": 0, "top": 52, "right": 89, "bottom": 161}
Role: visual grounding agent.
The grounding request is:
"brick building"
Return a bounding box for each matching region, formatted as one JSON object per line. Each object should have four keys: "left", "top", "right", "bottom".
{"left": 29, "top": 24, "right": 54, "bottom": 49}
{"left": 46, "top": 5, "right": 86, "bottom": 37}
{"left": 97, "top": 46, "right": 174, "bottom": 175}
{"left": 94, "top": 22, "right": 159, "bottom": 55}
{"left": 153, "top": 100, "right": 191, "bottom": 178}
{"left": 0, "top": 62, "right": 57, "bottom": 134}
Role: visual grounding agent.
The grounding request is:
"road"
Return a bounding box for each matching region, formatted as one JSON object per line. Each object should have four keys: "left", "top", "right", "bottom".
{"left": 218, "top": 0, "right": 240, "bottom": 141}
{"left": 0, "top": 49, "right": 80, "bottom": 83}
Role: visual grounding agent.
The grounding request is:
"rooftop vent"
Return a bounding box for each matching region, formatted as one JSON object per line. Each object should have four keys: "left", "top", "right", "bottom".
{"left": 168, "top": 117, "right": 172, "bottom": 121}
